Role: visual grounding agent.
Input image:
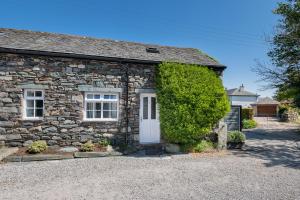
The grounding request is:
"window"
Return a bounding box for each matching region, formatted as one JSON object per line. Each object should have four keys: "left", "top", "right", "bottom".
{"left": 151, "top": 97, "right": 156, "bottom": 119}
{"left": 143, "top": 97, "right": 148, "bottom": 119}
{"left": 24, "top": 89, "right": 44, "bottom": 119}
{"left": 84, "top": 93, "right": 118, "bottom": 121}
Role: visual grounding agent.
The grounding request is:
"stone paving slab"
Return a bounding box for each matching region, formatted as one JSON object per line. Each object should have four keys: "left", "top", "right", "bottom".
{"left": 3, "top": 155, "right": 22, "bottom": 162}
{"left": 4, "top": 154, "right": 74, "bottom": 162}
{"left": 0, "top": 147, "right": 18, "bottom": 161}
{"left": 22, "top": 154, "right": 74, "bottom": 162}
{"left": 74, "top": 151, "right": 122, "bottom": 158}
{"left": 3, "top": 151, "right": 123, "bottom": 162}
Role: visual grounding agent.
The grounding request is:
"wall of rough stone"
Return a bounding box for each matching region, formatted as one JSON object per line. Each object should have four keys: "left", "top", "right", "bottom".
{"left": 0, "top": 53, "right": 155, "bottom": 147}
{"left": 280, "top": 110, "right": 299, "bottom": 122}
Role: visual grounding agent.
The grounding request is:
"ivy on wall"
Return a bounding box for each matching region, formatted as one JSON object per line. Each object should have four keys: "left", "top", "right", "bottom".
{"left": 156, "top": 62, "right": 230, "bottom": 144}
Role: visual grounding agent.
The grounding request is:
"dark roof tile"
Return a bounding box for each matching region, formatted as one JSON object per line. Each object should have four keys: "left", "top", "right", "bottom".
{"left": 227, "top": 88, "right": 259, "bottom": 96}
{"left": 0, "top": 28, "right": 225, "bottom": 67}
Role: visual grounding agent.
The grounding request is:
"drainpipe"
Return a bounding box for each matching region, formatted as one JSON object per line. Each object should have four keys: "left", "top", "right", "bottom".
{"left": 123, "top": 62, "right": 129, "bottom": 145}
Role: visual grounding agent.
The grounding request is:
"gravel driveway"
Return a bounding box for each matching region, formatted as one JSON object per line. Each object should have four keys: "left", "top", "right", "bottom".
{"left": 0, "top": 118, "right": 299, "bottom": 200}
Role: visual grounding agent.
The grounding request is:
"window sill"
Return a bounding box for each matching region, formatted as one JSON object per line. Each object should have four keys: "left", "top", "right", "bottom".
{"left": 82, "top": 119, "right": 118, "bottom": 122}
{"left": 22, "top": 118, "right": 44, "bottom": 121}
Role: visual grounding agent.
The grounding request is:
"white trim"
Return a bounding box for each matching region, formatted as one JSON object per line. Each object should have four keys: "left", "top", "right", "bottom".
{"left": 78, "top": 85, "right": 122, "bottom": 93}
{"left": 139, "top": 93, "right": 160, "bottom": 144}
{"left": 23, "top": 89, "right": 44, "bottom": 120}
{"left": 83, "top": 92, "right": 119, "bottom": 122}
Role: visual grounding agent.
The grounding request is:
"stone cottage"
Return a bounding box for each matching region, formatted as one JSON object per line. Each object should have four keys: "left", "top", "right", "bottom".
{"left": 0, "top": 28, "right": 226, "bottom": 147}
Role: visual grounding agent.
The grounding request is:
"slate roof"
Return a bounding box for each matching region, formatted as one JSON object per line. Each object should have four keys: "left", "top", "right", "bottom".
{"left": 227, "top": 88, "right": 259, "bottom": 96}
{"left": 0, "top": 28, "right": 225, "bottom": 68}
{"left": 255, "top": 97, "right": 279, "bottom": 105}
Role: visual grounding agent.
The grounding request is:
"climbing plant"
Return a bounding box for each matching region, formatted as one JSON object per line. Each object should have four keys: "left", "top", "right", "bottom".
{"left": 156, "top": 62, "right": 230, "bottom": 144}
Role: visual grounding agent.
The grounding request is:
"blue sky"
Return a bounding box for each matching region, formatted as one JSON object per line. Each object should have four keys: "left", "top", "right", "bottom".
{"left": 0, "top": 0, "right": 279, "bottom": 97}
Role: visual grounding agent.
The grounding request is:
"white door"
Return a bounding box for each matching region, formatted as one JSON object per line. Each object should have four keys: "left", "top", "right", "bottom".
{"left": 139, "top": 93, "right": 160, "bottom": 144}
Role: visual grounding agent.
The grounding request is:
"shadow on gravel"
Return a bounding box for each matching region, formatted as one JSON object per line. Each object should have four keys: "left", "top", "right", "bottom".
{"left": 245, "top": 129, "right": 300, "bottom": 141}
{"left": 232, "top": 129, "right": 300, "bottom": 169}
{"left": 232, "top": 145, "right": 300, "bottom": 169}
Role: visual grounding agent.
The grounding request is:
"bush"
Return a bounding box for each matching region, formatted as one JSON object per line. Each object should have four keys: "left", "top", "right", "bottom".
{"left": 156, "top": 62, "right": 230, "bottom": 144}
{"left": 27, "top": 140, "right": 48, "bottom": 154}
{"left": 295, "top": 94, "right": 300, "bottom": 108}
{"left": 242, "top": 108, "right": 254, "bottom": 120}
{"left": 99, "top": 138, "right": 110, "bottom": 147}
{"left": 80, "top": 141, "right": 95, "bottom": 152}
{"left": 193, "top": 140, "right": 215, "bottom": 153}
{"left": 227, "top": 131, "right": 246, "bottom": 143}
{"left": 242, "top": 119, "right": 257, "bottom": 129}
{"left": 278, "top": 105, "right": 289, "bottom": 116}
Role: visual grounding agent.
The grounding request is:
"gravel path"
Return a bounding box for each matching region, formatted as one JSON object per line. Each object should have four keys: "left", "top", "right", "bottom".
{"left": 0, "top": 118, "right": 299, "bottom": 200}
{"left": 240, "top": 117, "right": 300, "bottom": 168}
{"left": 1, "top": 153, "right": 299, "bottom": 200}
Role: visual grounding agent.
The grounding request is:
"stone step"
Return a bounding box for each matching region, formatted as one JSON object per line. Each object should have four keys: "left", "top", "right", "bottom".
{"left": 141, "top": 144, "right": 164, "bottom": 155}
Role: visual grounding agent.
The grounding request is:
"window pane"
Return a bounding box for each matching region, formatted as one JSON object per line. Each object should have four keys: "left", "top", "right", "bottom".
{"left": 111, "top": 103, "right": 117, "bottom": 110}
{"left": 151, "top": 97, "right": 156, "bottom": 119}
{"left": 86, "top": 111, "right": 93, "bottom": 118}
{"left": 87, "top": 94, "right": 93, "bottom": 99}
{"left": 95, "top": 103, "right": 101, "bottom": 111}
{"left": 111, "top": 111, "right": 117, "bottom": 118}
{"left": 35, "top": 91, "right": 42, "bottom": 97}
{"left": 36, "top": 100, "right": 43, "bottom": 108}
{"left": 143, "top": 97, "right": 148, "bottom": 119}
{"left": 103, "top": 102, "right": 110, "bottom": 110}
{"left": 27, "top": 91, "right": 34, "bottom": 97}
{"left": 26, "top": 100, "right": 34, "bottom": 108}
{"left": 103, "top": 111, "right": 109, "bottom": 118}
{"left": 86, "top": 102, "right": 94, "bottom": 110}
{"left": 104, "top": 95, "right": 117, "bottom": 100}
{"left": 94, "top": 94, "right": 101, "bottom": 99}
{"left": 103, "top": 102, "right": 117, "bottom": 110}
{"left": 26, "top": 109, "right": 34, "bottom": 117}
{"left": 35, "top": 109, "right": 43, "bottom": 117}
{"left": 95, "top": 111, "right": 101, "bottom": 118}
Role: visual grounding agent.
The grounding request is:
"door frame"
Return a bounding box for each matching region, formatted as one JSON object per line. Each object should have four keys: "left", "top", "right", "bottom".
{"left": 139, "top": 93, "right": 160, "bottom": 144}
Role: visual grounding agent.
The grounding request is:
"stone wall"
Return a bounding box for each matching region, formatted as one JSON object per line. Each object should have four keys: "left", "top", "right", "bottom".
{"left": 0, "top": 53, "right": 155, "bottom": 147}
{"left": 281, "top": 110, "right": 299, "bottom": 122}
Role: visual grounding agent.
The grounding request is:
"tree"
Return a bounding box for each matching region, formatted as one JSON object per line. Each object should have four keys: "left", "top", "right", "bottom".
{"left": 254, "top": 0, "right": 300, "bottom": 107}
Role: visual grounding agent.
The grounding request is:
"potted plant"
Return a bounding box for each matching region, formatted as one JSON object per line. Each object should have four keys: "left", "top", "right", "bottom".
{"left": 227, "top": 131, "right": 246, "bottom": 149}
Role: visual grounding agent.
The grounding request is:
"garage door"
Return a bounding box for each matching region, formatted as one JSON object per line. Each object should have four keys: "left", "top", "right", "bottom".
{"left": 257, "top": 105, "right": 277, "bottom": 117}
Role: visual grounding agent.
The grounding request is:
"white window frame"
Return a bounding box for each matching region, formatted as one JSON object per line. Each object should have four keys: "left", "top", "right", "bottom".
{"left": 84, "top": 92, "right": 119, "bottom": 121}
{"left": 23, "top": 89, "right": 44, "bottom": 120}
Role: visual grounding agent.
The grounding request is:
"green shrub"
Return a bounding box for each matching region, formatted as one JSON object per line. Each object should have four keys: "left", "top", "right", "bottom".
{"left": 242, "top": 119, "right": 257, "bottom": 129}
{"left": 278, "top": 105, "right": 289, "bottom": 116}
{"left": 193, "top": 140, "right": 215, "bottom": 152}
{"left": 227, "top": 131, "right": 246, "bottom": 143}
{"left": 242, "top": 108, "right": 254, "bottom": 120}
{"left": 295, "top": 94, "right": 300, "bottom": 108}
{"left": 80, "top": 141, "right": 95, "bottom": 152}
{"left": 27, "top": 140, "right": 48, "bottom": 154}
{"left": 156, "top": 62, "right": 230, "bottom": 144}
{"left": 99, "top": 138, "right": 110, "bottom": 147}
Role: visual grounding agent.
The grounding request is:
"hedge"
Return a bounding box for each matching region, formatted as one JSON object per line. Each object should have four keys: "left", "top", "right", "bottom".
{"left": 242, "top": 119, "right": 257, "bottom": 129}
{"left": 242, "top": 108, "right": 254, "bottom": 120}
{"left": 156, "top": 62, "right": 230, "bottom": 144}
